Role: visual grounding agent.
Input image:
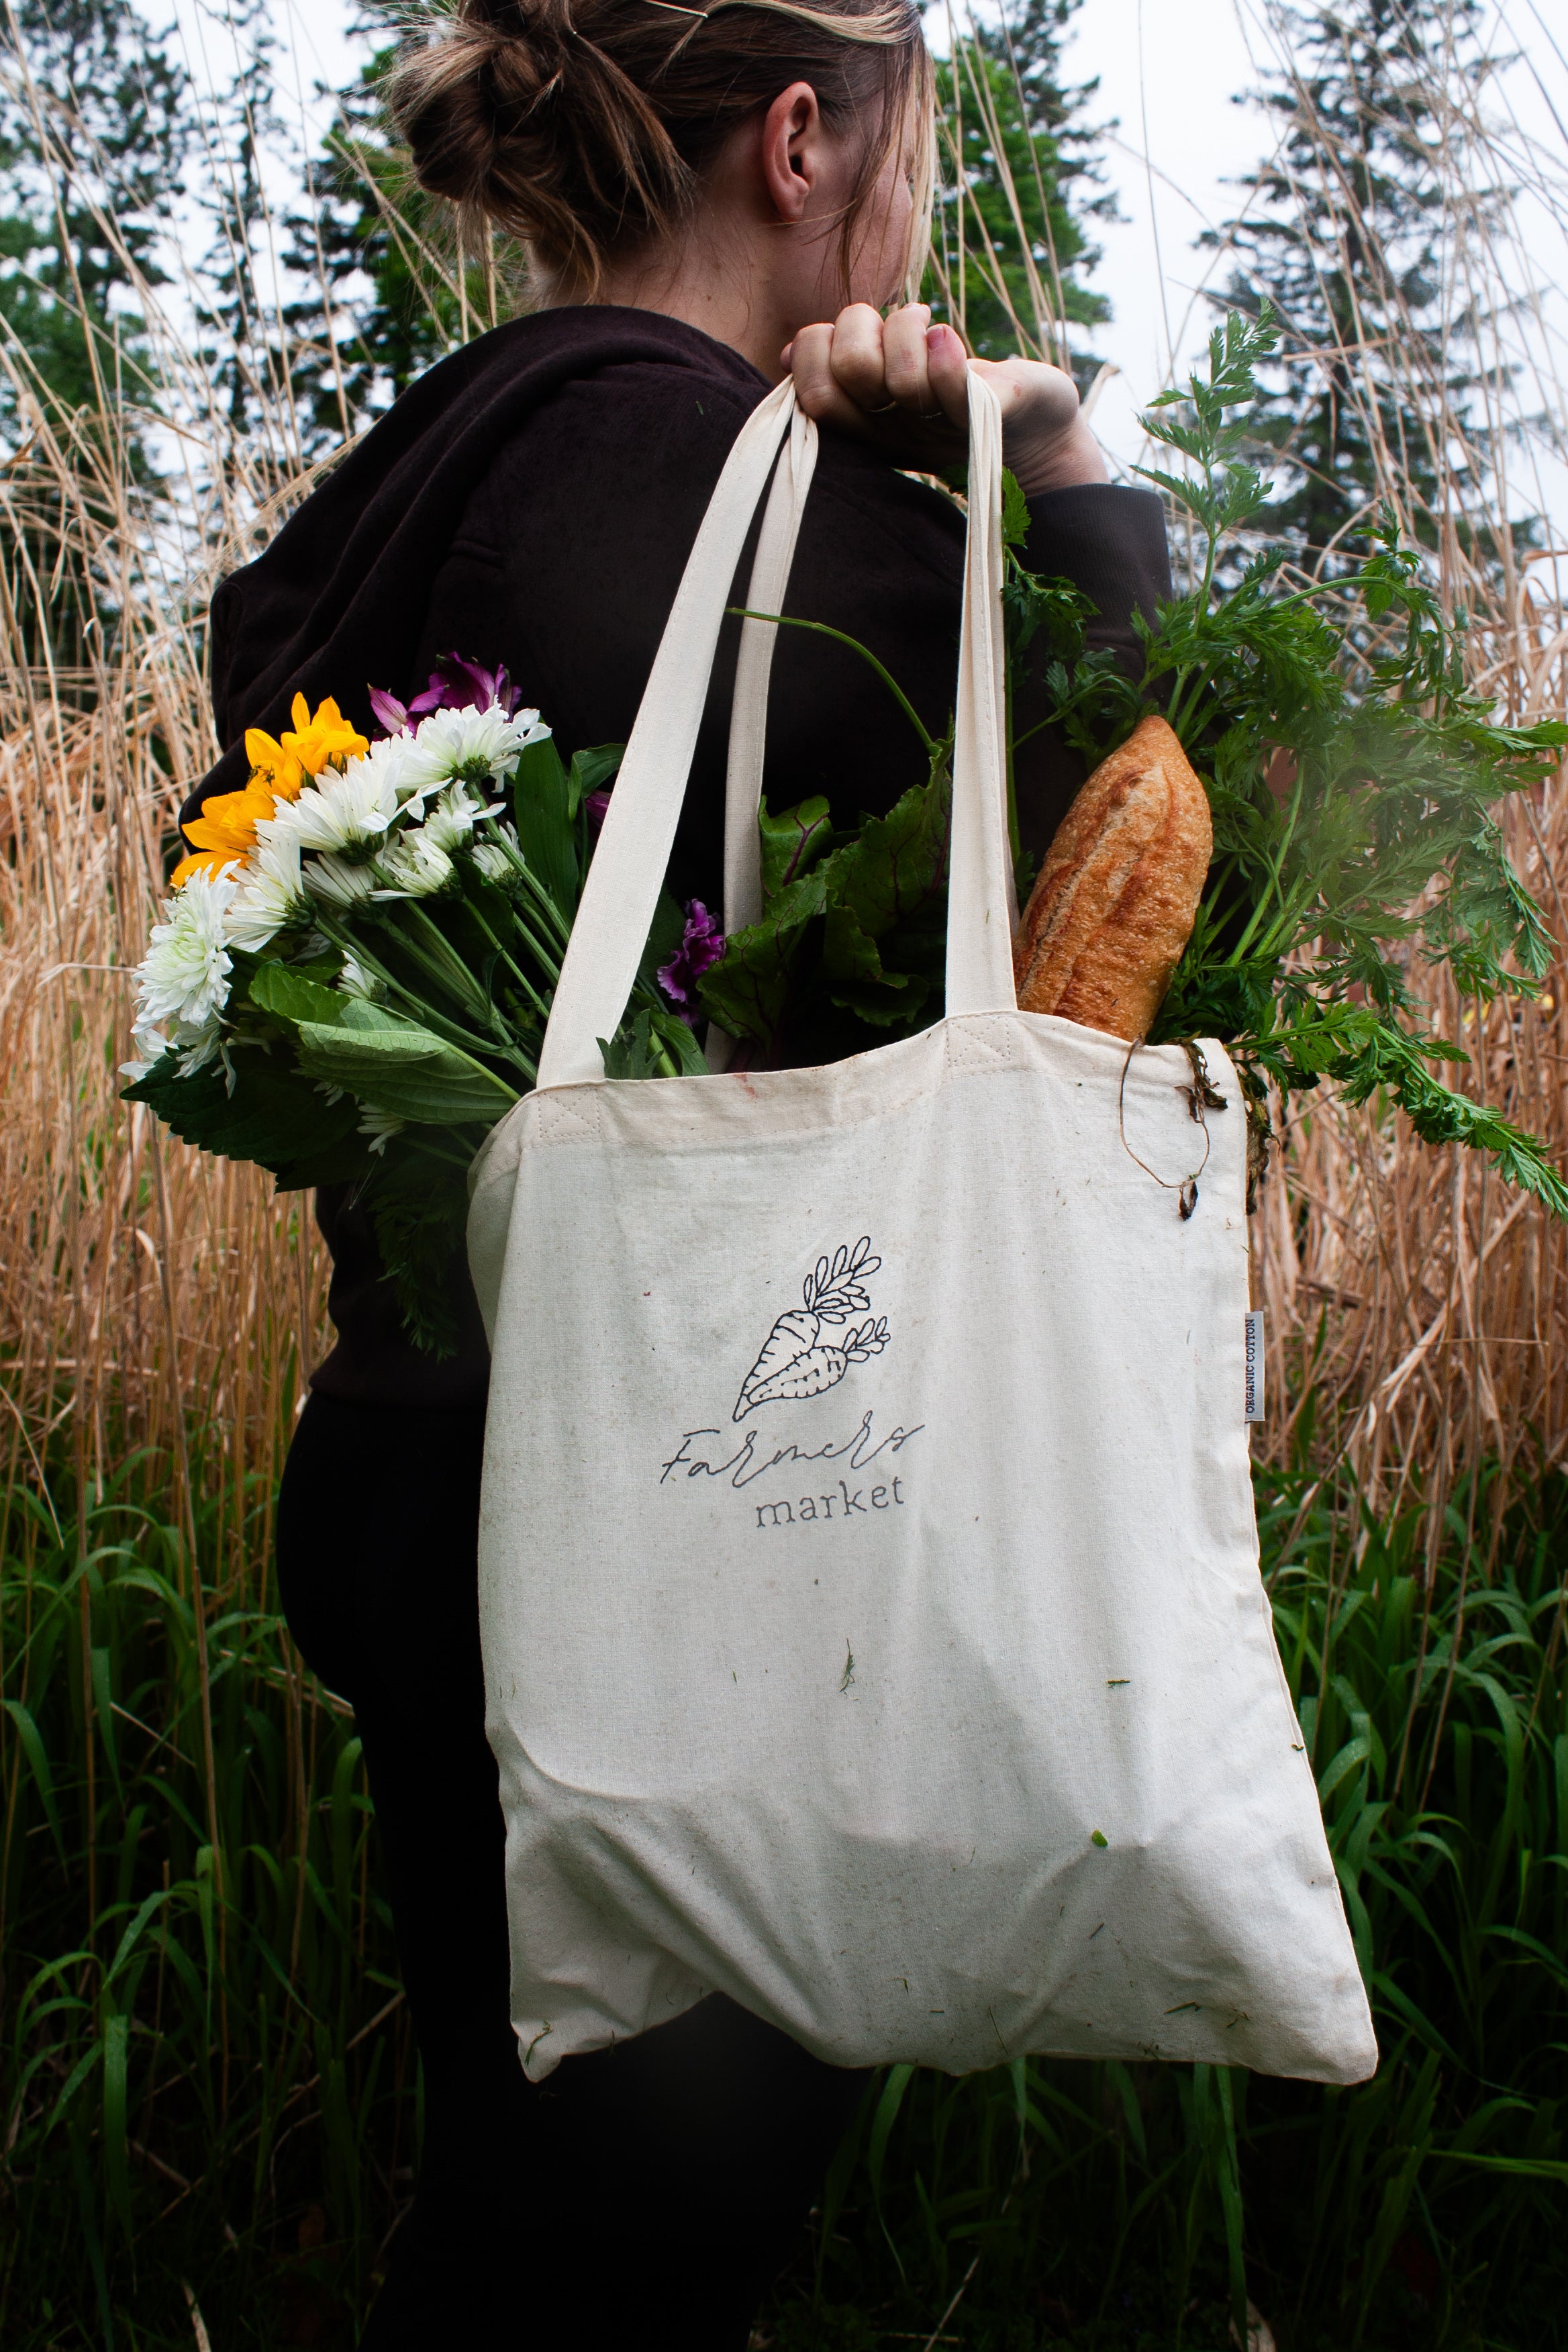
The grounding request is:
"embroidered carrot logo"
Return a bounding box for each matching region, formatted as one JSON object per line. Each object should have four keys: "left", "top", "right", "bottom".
{"left": 733, "top": 1237, "right": 891, "bottom": 1422}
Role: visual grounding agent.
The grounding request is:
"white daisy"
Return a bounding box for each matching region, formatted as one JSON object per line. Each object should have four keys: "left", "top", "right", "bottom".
{"left": 399, "top": 701, "right": 548, "bottom": 801}
{"left": 373, "top": 830, "right": 456, "bottom": 899}
{"left": 303, "top": 854, "right": 379, "bottom": 908}
{"left": 358, "top": 1104, "right": 405, "bottom": 1156}
{"left": 121, "top": 1024, "right": 169, "bottom": 1081}
{"left": 226, "top": 823, "right": 309, "bottom": 952}
{"left": 122, "top": 1009, "right": 226, "bottom": 1084}
{"left": 173, "top": 1014, "right": 227, "bottom": 1079}
{"left": 271, "top": 740, "right": 404, "bottom": 858}
{"left": 420, "top": 780, "right": 502, "bottom": 853}
{"left": 470, "top": 840, "right": 512, "bottom": 884}
{"left": 132, "top": 865, "right": 237, "bottom": 1038}
{"left": 337, "top": 952, "right": 385, "bottom": 1001}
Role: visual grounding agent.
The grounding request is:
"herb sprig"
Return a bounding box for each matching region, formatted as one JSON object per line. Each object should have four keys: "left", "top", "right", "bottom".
{"left": 1000, "top": 304, "right": 1568, "bottom": 1210}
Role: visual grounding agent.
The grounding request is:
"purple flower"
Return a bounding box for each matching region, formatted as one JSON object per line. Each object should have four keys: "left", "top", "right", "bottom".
{"left": 657, "top": 900, "right": 726, "bottom": 1024}
{"left": 366, "top": 653, "right": 524, "bottom": 738}
{"left": 584, "top": 786, "right": 613, "bottom": 842}
{"left": 367, "top": 683, "right": 409, "bottom": 734}
{"left": 415, "top": 652, "right": 524, "bottom": 717}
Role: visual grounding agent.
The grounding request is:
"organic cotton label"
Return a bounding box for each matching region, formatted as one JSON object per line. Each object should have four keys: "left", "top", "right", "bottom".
{"left": 1244, "top": 1310, "right": 1265, "bottom": 1422}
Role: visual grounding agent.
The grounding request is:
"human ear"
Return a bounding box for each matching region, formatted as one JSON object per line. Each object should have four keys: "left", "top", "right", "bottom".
{"left": 758, "top": 81, "right": 822, "bottom": 224}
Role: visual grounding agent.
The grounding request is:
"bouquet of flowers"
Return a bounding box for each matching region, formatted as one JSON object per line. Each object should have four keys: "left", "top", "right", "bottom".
{"left": 122, "top": 656, "right": 709, "bottom": 1352}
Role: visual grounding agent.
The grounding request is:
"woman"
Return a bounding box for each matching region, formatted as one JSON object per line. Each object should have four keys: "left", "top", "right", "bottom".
{"left": 189, "top": 0, "right": 1171, "bottom": 2339}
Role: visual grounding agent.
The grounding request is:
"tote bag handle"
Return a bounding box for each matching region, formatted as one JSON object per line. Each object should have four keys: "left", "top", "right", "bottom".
{"left": 536, "top": 372, "right": 1015, "bottom": 1091}
{"left": 722, "top": 395, "right": 820, "bottom": 940}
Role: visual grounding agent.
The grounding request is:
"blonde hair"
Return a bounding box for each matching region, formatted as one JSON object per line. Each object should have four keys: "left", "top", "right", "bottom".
{"left": 390, "top": 0, "right": 934, "bottom": 299}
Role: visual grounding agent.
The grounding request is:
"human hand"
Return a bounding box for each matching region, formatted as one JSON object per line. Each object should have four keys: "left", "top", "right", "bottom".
{"left": 783, "top": 302, "right": 1110, "bottom": 495}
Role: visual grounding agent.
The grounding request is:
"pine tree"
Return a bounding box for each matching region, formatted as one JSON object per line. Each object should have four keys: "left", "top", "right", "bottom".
{"left": 1204, "top": 0, "right": 1501, "bottom": 567}
{"left": 931, "top": 0, "right": 1113, "bottom": 369}
{"left": 283, "top": 7, "right": 503, "bottom": 450}
{"left": 190, "top": 0, "right": 293, "bottom": 461}
{"left": 0, "top": 0, "right": 187, "bottom": 423}
{"left": 0, "top": 0, "right": 188, "bottom": 663}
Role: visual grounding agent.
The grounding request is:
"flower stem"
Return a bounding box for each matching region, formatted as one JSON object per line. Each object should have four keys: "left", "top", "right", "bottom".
{"left": 727, "top": 608, "right": 937, "bottom": 756}
{"left": 315, "top": 919, "right": 531, "bottom": 1073}
{"left": 463, "top": 901, "right": 553, "bottom": 1025}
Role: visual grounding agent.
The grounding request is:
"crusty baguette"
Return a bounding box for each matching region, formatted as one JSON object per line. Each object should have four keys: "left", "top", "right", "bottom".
{"left": 1013, "top": 714, "right": 1212, "bottom": 1041}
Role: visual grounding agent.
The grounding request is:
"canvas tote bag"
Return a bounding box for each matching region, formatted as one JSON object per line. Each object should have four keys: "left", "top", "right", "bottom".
{"left": 467, "top": 374, "right": 1377, "bottom": 2089}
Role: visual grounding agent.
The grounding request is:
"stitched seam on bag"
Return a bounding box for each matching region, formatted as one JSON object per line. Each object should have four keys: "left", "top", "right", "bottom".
{"left": 944, "top": 1014, "right": 1023, "bottom": 1073}
{"left": 531, "top": 1089, "right": 604, "bottom": 1147}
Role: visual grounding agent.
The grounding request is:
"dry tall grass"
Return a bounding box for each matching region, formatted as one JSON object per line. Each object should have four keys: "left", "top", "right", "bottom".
{"left": 1218, "top": 0, "right": 1568, "bottom": 1536}
{"left": 0, "top": 0, "right": 1563, "bottom": 1574}
{"left": 0, "top": 414, "right": 331, "bottom": 1583}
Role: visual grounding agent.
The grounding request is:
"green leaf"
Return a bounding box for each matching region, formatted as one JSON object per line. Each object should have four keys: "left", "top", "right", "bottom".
{"left": 3, "top": 1699, "right": 64, "bottom": 1861}
{"left": 697, "top": 870, "right": 827, "bottom": 1050}
{"left": 295, "top": 1018, "right": 519, "bottom": 1124}
{"left": 363, "top": 1149, "right": 473, "bottom": 1359}
{"left": 824, "top": 756, "right": 950, "bottom": 942}
{"left": 759, "top": 794, "right": 834, "bottom": 901}
{"left": 1000, "top": 464, "right": 1031, "bottom": 550}
{"left": 246, "top": 961, "right": 349, "bottom": 1028}
{"left": 649, "top": 1006, "right": 709, "bottom": 1077}
{"left": 600, "top": 1008, "right": 662, "bottom": 1080}
{"left": 101, "top": 2012, "right": 132, "bottom": 2236}
{"left": 123, "top": 1052, "right": 366, "bottom": 1184}
{"left": 1003, "top": 567, "right": 1091, "bottom": 665}
{"left": 599, "top": 1004, "right": 710, "bottom": 1081}
{"left": 512, "top": 734, "right": 579, "bottom": 918}
{"left": 565, "top": 742, "right": 624, "bottom": 819}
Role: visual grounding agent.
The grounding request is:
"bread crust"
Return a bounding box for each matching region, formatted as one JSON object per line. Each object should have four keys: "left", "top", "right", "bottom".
{"left": 1013, "top": 714, "right": 1212, "bottom": 1042}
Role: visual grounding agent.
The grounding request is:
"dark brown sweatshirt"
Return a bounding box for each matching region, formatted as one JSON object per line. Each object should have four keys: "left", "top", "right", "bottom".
{"left": 185, "top": 306, "right": 1171, "bottom": 1409}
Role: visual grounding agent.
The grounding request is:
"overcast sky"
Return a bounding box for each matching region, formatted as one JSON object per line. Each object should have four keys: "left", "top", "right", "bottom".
{"left": 158, "top": 0, "right": 1567, "bottom": 531}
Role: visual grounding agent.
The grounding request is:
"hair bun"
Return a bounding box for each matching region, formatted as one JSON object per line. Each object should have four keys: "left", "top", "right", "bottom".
{"left": 395, "top": 0, "right": 578, "bottom": 209}
{"left": 393, "top": 0, "right": 689, "bottom": 283}
{"left": 391, "top": 0, "right": 930, "bottom": 297}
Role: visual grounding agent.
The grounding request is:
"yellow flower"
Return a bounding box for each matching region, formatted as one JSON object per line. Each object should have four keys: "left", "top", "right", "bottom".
{"left": 170, "top": 696, "right": 367, "bottom": 888}
{"left": 171, "top": 777, "right": 277, "bottom": 887}
{"left": 244, "top": 727, "right": 304, "bottom": 802}
{"left": 280, "top": 693, "right": 368, "bottom": 780}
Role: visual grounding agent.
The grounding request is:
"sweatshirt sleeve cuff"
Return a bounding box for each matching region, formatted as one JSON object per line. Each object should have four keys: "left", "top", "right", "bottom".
{"left": 1021, "top": 483, "right": 1173, "bottom": 626}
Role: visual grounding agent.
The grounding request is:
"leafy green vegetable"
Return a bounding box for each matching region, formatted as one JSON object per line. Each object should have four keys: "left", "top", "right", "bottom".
{"left": 1054, "top": 303, "right": 1567, "bottom": 1214}
{"left": 599, "top": 1003, "right": 709, "bottom": 1081}
{"left": 697, "top": 613, "right": 954, "bottom": 1063}
{"left": 698, "top": 756, "right": 950, "bottom": 1063}
{"left": 703, "top": 305, "right": 1567, "bottom": 1216}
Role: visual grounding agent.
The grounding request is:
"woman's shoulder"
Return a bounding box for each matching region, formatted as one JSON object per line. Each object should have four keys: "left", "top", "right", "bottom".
{"left": 459, "top": 312, "right": 965, "bottom": 577}
{"left": 422, "top": 304, "right": 767, "bottom": 452}
{"left": 452, "top": 309, "right": 764, "bottom": 503}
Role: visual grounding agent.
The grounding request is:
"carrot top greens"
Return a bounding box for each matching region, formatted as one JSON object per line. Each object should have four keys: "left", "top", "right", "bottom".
{"left": 701, "top": 308, "right": 1568, "bottom": 1216}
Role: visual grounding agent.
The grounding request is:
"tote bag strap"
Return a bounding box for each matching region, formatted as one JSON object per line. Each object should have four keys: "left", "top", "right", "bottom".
{"left": 723, "top": 397, "right": 820, "bottom": 938}
{"left": 536, "top": 371, "right": 1013, "bottom": 1091}
{"left": 946, "top": 369, "right": 1017, "bottom": 1013}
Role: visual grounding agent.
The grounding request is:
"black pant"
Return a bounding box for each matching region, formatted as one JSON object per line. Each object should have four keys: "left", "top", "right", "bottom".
{"left": 276, "top": 1391, "right": 866, "bottom": 2348}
